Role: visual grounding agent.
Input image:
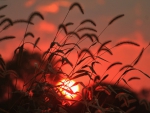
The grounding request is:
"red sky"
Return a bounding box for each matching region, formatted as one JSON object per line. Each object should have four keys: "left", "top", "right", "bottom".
{"left": 0, "top": 0, "right": 150, "bottom": 94}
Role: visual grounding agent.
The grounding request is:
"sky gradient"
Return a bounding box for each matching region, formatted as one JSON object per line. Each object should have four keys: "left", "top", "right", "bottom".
{"left": 0, "top": 0, "right": 150, "bottom": 99}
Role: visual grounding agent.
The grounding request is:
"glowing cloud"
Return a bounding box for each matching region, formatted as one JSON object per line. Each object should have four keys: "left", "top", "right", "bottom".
{"left": 37, "top": 21, "right": 56, "bottom": 33}
{"left": 97, "top": 0, "right": 105, "bottom": 5}
{"left": 25, "top": 0, "right": 36, "bottom": 7}
{"left": 37, "top": 1, "right": 70, "bottom": 14}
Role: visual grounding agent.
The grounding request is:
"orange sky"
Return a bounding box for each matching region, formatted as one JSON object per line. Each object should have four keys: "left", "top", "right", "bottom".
{"left": 0, "top": 0, "right": 150, "bottom": 94}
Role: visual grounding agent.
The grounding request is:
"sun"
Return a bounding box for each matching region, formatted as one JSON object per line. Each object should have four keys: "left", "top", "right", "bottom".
{"left": 57, "top": 79, "right": 79, "bottom": 99}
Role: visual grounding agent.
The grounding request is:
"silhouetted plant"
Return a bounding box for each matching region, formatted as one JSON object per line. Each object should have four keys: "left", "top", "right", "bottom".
{"left": 0, "top": 2, "right": 150, "bottom": 113}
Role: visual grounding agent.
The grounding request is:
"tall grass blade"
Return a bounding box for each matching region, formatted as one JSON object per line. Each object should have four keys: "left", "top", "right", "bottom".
{"left": 126, "top": 106, "right": 136, "bottom": 113}
{"left": 69, "top": 2, "right": 84, "bottom": 14}
{"left": 24, "top": 42, "right": 41, "bottom": 51}
{"left": 77, "top": 27, "right": 97, "bottom": 33}
{"left": 67, "top": 32, "right": 80, "bottom": 40}
{"left": 75, "top": 69, "right": 89, "bottom": 73}
{"left": 119, "top": 65, "right": 133, "bottom": 72}
{"left": 139, "top": 99, "right": 150, "bottom": 111}
{"left": 96, "top": 56, "right": 110, "bottom": 63}
{"left": 65, "top": 48, "right": 74, "bottom": 55}
{"left": 62, "top": 57, "right": 73, "bottom": 67}
{"left": 0, "top": 18, "right": 13, "bottom": 26}
{"left": 81, "top": 34, "right": 93, "bottom": 42}
{"left": 94, "top": 75, "right": 100, "bottom": 82}
{"left": 78, "top": 49, "right": 94, "bottom": 60}
{"left": 115, "top": 41, "right": 140, "bottom": 47}
{"left": 90, "top": 34, "right": 99, "bottom": 42}
{"left": 14, "top": 19, "right": 34, "bottom": 25}
{"left": 28, "top": 11, "right": 44, "bottom": 23}
{"left": 0, "top": 36, "right": 15, "bottom": 42}
{"left": 101, "top": 74, "right": 109, "bottom": 82}
{"left": 63, "top": 43, "right": 81, "bottom": 49}
{"left": 65, "top": 22, "right": 74, "bottom": 27}
{"left": 128, "top": 77, "right": 140, "bottom": 81}
{"left": 133, "top": 48, "right": 144, "bottom": 66}
{"left": 100, "top": 48, "right": 113, "bottom": 55}
{"left": 108, "top": 14, "right": 124, "bottom": 25}
{"left": 97, "top": 40, "right": 111, "bottom": 54}
{"left": 89, "top": 66, "right": 97, "bottom": 74}
{"left": 72, "top": 72, "right": 92, "bottom": 80}
{"left": 24, "top": 32, "right": 34, "bottom": 38}
{"left": 106, "top": 62, "right": 122, "bottom": 71}
{"left": 2, "top": 19, "right": 34, "bottom": 31}
{"left": 0, "top": 15, "right": 5, "bottom": 19}
{"left": 0, "top": 55, "right": 5, "bottom": 70}
{"left": 137, "top": 69, "right": 150, "bottom": 78}
{"left": 50, "top": 42, "right": 61, "bottom": 48}
{"left": 34, "top": 37, "right": 40, "bottom": 48}
{"left": 122, "top": 78, "right": 132, "bottom": 88}
{"left": 122, "top": 68, "right": 135, "bottom": 75}
{"left": 0, "top": 5, "right": 7, "bottom": 10}
{"left": 80, "top": 19, "right": 96, "bottom": 26}
{"left": 14, "top": 44, "right": 24, "bottom": 66}
{"left": 8, "top": 70, "right": 19, "bottom": 78}
{"left": 77, "top": 56, "right": 91, "bottom": 65}
{"left": 58, "top": 24, "right": 67, "bottom": 35}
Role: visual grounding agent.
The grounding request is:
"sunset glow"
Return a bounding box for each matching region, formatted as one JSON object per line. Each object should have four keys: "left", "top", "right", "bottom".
{"left": 57, "top": 79, "right": 79, "bottom": 99}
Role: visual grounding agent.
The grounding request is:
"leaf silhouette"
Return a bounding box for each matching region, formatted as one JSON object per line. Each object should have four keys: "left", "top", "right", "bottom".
{"left": 28, "top": 11, "right": 44, "bottom": 23}
{"left": 65, "top": 48, "right": 74, "bottom": 55}
{"left": 58, "top": 24, "right": 67, "bottom": 34}
{"left": 90, "top": 34, "right": 99, "bottom": 42}
{"left": 77, "top": 56, "right": 91, "bottom": 65}
{"left": 101, "top": 74, "right": 109, "bottom": 82}
{"left": 62, "top": 57, "right": 73, "bottom": 67}
{"left": 126, "top": 106, "right": 136, "bottom": 113}
{"left": 0, "top": 5, "right": 7, "bottom": 10}
{"left": 108, "top": 14, "right": 124, "bottom": 25}
{"left": 0, "top": 18, "right": 13, "bottom": 26}
{"left": 65, "top": 22, "right": 74, "bottom": 27}
{"left": 81, "top": 34, "right": 93, "bottom": 42}
{"left": 133, "top": 48, "right": 144, "bottom": 66}
{"left": 128, "top": 77, "right": 140, "bottom": 81}
{"left": 69, "top": 2, "right": 84, "bottom": 14}
{"left": 72, "top": 72, "right": 92, "bottom": 80}
{"left": 119, "top": 65, "right": 133, "bottom": 72}
{"left": 34, "top": 37, "right": 40, "bottom": 48}
{"left": 67, "top": 31, "right": 80, "bottom": 40}
{"left": 106, "top": 62, "right": 122, "bottom": 71}
{"left": 80, "top": 19, "right": 96, "bottom": 26}
{"left": 0, "top": 36, "right": 15, "bottom": 42}
{"left": 24, "top": 32, "right": 34, "bottom": 38}
{"left": 0, "top": 15, "right": 5, "bottom": 19}
{"left": 97, "top": 40, "right": 112, "bottom": 54}
{"left": 77, "top": 27, "right": 97, "bottom": 33}
{"left": 115, "top": 41, "right": 140, "bottom": 47}
{"left": 94, "top": 75, "right": 100, "bottom": 82}
{"left": 96, "top": 56, "right": 110, "bottom": 63}
{"left": 100, "top": 48, "right": 113, "bottom": 55}
{"left": 139, "top": 99, "right": 150, "bottom": 111}
{"left": 0, "top": 55, "right": 6, "bottom": 70}
{"left": 78, "top": 49, "right": 94, "bottom": 60}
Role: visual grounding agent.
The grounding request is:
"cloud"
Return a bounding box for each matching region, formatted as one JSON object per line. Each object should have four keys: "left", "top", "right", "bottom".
{"left": 36, "top": 21, "right": 56, "bottom": 33}
{"left": 37, "top": 1, "right": 71, "bottom": 14}
{"left": 38, "top": 3, "right": 59, "bottom": 13}
{"left": 97, "top": 0, "right": 105, "bottom": 5}
{"left": 24, "top": 0, "right": 36, "bottom": 7}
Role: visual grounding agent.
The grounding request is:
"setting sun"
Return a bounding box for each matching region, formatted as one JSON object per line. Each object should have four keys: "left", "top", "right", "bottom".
{"left": 57, "top": 79, "right": 79, "bottom": 99}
